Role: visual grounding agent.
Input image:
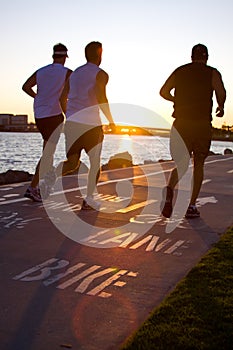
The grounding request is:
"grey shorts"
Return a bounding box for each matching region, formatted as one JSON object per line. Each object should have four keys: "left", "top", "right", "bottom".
{"left": 64, "top": 121, "right": 104, "bottom": 158}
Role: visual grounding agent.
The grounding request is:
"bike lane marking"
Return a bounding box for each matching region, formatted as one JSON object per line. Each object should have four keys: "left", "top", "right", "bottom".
{"left": 1, "top": 156, "right": 232, "bottom": 206}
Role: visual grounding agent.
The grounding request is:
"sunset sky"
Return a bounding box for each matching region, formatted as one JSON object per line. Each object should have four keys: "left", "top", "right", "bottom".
{"left": 1, "top": 0, "right": 233, "bottom": 129}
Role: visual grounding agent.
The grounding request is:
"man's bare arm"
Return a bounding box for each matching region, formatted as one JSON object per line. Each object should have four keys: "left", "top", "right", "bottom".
{"left": 95, "top": 70, "right": 115, "bottom": 126}
{"left": 159, "top": 73, "right": 175, "bottom": 103}
{"left": 212, "top": 69, "right": 226, "bottom": 117}
{"left": 59, "top": 69, "right": 73, "bottom": 113}
{"left": 22, "top": 72, "right": 37, "bottom": 98}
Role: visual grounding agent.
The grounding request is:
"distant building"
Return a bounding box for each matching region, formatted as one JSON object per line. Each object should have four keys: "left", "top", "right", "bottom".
{"left": 0, "top": 114, "right": 13, "bottom": 126}
{"left": 10, "top": 114, "right": 28, "bottom": 125}
{"left": 0, "top": 113, "right": 36, "bottom": 131}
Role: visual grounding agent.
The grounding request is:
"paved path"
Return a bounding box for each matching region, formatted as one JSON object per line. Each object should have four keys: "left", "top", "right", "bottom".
{"left": 0, "top": 155, "right": 232, "bottom": 350}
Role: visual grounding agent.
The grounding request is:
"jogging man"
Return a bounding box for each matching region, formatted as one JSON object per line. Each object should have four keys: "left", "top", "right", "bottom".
{"left": 43, "top": 41, "right": 115, "bottom": 210}
{"left": 160, "top": 44, "right": 226, "bottom": 218}
{"left": 22, "top": 43, "right": 72, "bottom": 202}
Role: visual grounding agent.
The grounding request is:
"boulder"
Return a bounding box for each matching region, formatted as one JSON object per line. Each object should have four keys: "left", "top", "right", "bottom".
{"left": 102, "top": 151, "right": 133, "bottom": 170}
{"left": 224, "top": 148, "right": 233, "bottom": 155}
{"left": 0, "top": 170, "right": 33, "bottom": 185}
{"left": 208, "top": 150, "right": 218, "bottom": 156}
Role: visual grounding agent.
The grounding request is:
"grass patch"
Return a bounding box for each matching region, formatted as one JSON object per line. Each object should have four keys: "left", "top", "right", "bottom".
{"left": 121, "top": 226, "right": 233, "bottom": 350}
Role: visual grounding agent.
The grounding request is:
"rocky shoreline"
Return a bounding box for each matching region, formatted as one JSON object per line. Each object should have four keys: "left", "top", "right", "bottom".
{"left": 0, "top": 149, "right": 232, "bottom": 186}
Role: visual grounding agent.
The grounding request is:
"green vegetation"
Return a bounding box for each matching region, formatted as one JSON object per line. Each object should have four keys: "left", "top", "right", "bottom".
{"left": 121, "top": 226, "right": 233, "bottom": 350}
{"left": 212, "top": 126, "right": 233, "bottom": 141}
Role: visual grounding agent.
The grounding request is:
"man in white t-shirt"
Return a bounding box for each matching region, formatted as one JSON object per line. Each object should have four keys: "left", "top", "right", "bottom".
{"left": 22, "top": 43, "right": 72, "bottom": 202}
{"left": 44, "top": 41, "right": 115, "bottom": 210}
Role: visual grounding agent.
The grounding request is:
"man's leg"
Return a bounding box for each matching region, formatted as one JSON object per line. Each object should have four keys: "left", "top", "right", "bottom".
{"left": 86, "top": 142, "right": 102, "bottom": 198}
{"left": 31, "top": 139, "right": 57, "bottom": 187}
{"left": 55, "top": 120, "right": 82, "bottom": 177}
{"left": 25, "top": 139, "right": 57, "bottom": 202}
{"left": 38, "top": 115, "right": 64, "bottom": 182}
{"left": 189, "top": 155, "right": 205, "bottom": 205}
{"left": 161, "top": 124, "right": 191, "bottom": 217}
{"left": 184, "top": 155, "right": 205, "bottom": 218}
{"left": 25, "top": 116, "right": 64, "bottom": 201}
{"left": 185, "top": 130, "right": 211, "bottom": 218}
{"left": 56, "top": 154, "right": 80, "bottom": 177}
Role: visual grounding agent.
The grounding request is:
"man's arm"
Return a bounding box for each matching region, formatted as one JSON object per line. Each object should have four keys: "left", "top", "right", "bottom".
{"left": 95, "top": 70, "right": 115, "bottom": 128}
{"left": 212, "top": 69, "right": 226, "bottom": 118}
{"left": 22, "top": 72, "right": 37, "bottom": 98}
{"left": 59, "top": 69, "right": 73, "bottom": 113}
{"left": 159, "top": 73, "right": 175, "bottom": 102}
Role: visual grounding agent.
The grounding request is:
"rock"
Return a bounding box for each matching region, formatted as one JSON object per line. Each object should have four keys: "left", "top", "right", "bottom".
{"left": 208, "top": 150, "right": 218, "bottom": 156}
{"left": 102, "top": 151, "right": 133, "bottom": 170}
{"left": 0, "top": 162, "right": 90, "bottom": 185}
{"left": 158, "top": 158, "right": 172, "bottom": 163}
{"left": 144, "top": 160, "right": 154, "bottom": 165}
{"left": 0, "top": 170, "right": 33, "bottom": 185}
{"left": 224, "top": 148, "right": 233, "bottom": 155}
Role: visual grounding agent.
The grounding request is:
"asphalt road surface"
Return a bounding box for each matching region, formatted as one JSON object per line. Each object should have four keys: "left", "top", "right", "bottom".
{"left": 0, "top": 155, "right": 232, "bottom": 350}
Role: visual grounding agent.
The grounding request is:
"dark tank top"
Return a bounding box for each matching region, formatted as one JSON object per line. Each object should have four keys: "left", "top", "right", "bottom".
{"left": 173, "top": 62, "right": 214, "bottom": 121}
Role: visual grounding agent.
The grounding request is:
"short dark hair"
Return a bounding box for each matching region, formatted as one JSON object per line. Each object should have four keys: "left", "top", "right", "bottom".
{"left": 85, "top": 41, "right": 102, "bottom": 61}
{"left": 191, "top": 44, "right": 208, "bottom": 60}
{"left": 53, "top": 43, "right": 68, "bottom": 59}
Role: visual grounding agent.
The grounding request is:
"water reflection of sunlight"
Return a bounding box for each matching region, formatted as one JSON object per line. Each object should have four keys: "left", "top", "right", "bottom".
{"left": 117, "top": 134, "right": 133, "bottom": 155}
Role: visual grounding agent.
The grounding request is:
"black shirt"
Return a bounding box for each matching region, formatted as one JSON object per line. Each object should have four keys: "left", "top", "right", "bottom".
{"left": 173, "top": 62, "right": 215, "bottom": 121}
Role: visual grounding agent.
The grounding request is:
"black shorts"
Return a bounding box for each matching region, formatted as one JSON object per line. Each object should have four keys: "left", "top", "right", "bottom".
{"left": 64, "top": 121, "right": 104, "bottom": 157}
{"left": 172, "top": 119, "right": 212, "bottom": 160}
{"left": 35, "top": 114, "right": 64, "bottom": 142}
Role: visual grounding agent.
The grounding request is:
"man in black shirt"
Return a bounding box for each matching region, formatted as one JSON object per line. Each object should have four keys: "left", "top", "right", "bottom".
{"left": 160, "top": 44, "right": 226, "bottom": 218}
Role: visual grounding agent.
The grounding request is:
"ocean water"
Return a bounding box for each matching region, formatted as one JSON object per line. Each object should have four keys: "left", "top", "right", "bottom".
{"left": 0, "top": 132, "right": 232, "bottom": 174}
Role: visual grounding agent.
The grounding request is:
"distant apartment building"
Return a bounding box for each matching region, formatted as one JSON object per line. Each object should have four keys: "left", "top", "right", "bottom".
{"left": 0, "top": 114, "right": 37, "bottom": 131}
{"left": 0, "top": 114, "right": 12, "bottom": 126}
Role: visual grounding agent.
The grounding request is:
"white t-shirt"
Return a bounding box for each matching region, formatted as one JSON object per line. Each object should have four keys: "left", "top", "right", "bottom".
{"left": 66, "top": 62, "right": 102, "bottom": 125}
{"left": 34, "top": 63, "right": 69, "bottom": 119}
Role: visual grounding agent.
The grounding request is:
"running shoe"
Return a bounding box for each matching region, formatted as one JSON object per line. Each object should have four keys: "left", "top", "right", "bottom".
{"left": 160, "top": 186, "right": 173, "bottom": 218}
{"left": 185, "top": 205, "right": 200, "bottom": 218}
{"left": 81, "top": 197, "right": 101, "bottom": 210}
{"left": 24, "top": 186, "right": 42, "bottom": 202}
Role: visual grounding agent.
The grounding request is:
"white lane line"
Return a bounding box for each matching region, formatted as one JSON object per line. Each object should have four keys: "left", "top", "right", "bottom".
{"left": 3, "top": 194, "right": 20, "bottom": 198}
{"left": 1, "top": 156, "right": 232, "bottom": 206}
{"left": 0, "top": 198, "right": 30, "bottom": 205}
{"left": 202, "top": 179, "right": 211, "bottom": 184}
{"left": 205, "top": 156, "right": 233, "bottom": 164}
{"left": 0, "top": 167, "right": 170, "bottom": 206}
{"left": 116, "top": 199, "right": 157, "bottom": 213}
{"left": 227, "top": 169, "right": 233, "bottom": 173}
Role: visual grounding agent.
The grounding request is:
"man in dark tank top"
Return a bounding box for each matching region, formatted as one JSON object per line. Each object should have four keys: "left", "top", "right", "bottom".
{"left": 160, "top": 44, "right": 226, "bottom": 219}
